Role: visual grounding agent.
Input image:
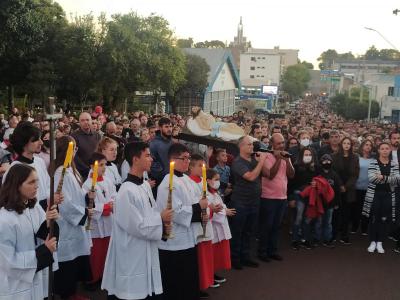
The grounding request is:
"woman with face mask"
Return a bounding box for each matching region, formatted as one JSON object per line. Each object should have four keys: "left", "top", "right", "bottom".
{"left": 288, "top": 147, "right": 318, "bottom": 250}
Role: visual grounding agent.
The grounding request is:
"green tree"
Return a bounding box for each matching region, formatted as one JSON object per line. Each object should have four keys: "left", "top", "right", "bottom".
{"left": 364, "top": 45, "right": 380, "bottom": 60}
{"left": 317, "top": 49, "right": 338, "bottom": 70}
{"left": 177, "top": 38, "right": 194, "bottom": 48}
{"left": 281, "top": 64, "right": 311, "bottom": 99}
{"left": 0, "top": 0, "right": 66, "bottom": 111}
{"left": 171, "top": 54, "right": 210, "bottom": 113}
{"left": 301, "top": 60, "right": 314, "bottom": 69}
{"left": 194, "top": 40, "right": 225, "bottom": 49}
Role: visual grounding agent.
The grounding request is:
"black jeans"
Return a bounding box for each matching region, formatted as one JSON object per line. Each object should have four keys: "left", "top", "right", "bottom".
{"left": 351, "top": 189, "right": 369, "bottom": 233}
{"left": 230, "top": 201, "right": 258, "bottom": 263}
{"left": 369, "top": 190, "right": 392, "bottom": 242}
{"left": 339, "top": 195, "right": 352, "bottom": 240}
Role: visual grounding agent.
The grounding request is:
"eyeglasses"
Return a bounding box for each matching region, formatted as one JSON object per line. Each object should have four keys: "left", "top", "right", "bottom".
{"left": 173, "top": 156, "right": 191, "bottom": 162}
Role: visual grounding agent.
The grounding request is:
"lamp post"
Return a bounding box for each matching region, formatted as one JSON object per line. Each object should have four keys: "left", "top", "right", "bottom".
{"left": 364, "top": 27, "right": 399, "bottom": 51}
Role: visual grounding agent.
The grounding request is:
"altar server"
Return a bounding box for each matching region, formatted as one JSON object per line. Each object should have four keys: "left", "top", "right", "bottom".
{"left": 53, "top": 136, "right": 94, "bottom": 300}
{"left": 156, "top": 143, "right": 208, "bottom": 300}
{"left": 83, "top": 152, "right": 116, "bottom": 286}
{"left": 0, "top": 164, "right": 59, "bottom": 299}
{"left": 102, "top": 141, "right": 173, "bottom": 300}
{"left": 97, "top": 137, "right": 122, "bottom": 191}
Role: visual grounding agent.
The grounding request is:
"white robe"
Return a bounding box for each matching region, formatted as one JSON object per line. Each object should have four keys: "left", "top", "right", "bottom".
{"left": 55, "top": 167, "right": 91, "bottom": 262}
{"left": 83, "top": 176, "right": 116, "bottom": 239}
{"left": 0, "top": 205, "right": 57, "bottom": 300}
{"left": 186, "top": 177, "right": 214, "bottom": 244}
{"left": 101, "top": 179, "right": 163, "bottom": 299}
{"left": 156, "top": 174, "right": 195, "bottom": 251}
{"left": 2, "top": 157, "right": 50, "bottom": 201}
{"left": 207, "top": 192, "right": 232, "bottom": 243}
{"left": 104, "top": 163, "right": 122, "bottom": 187}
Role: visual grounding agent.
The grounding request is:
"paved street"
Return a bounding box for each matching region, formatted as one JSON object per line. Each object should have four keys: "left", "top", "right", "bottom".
{"left": 82, "top": 231, "right": 400, "bottom": 300}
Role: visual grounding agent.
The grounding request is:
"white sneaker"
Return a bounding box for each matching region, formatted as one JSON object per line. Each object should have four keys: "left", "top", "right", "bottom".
{"left": 368, "top": 241, "right": 376, "bottom": 253}
{"left": 376, "top": 242, "right": 385, "bottom": 254}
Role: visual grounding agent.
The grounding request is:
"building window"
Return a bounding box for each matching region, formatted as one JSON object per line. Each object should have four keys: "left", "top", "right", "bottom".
{"left": 262, "top": 57, "right": 266, "bottom": 60}
{"left": 388, "top": 86, "right": 394, "bottom": 96}
{"left": 261, "top": 75, "right": 264, "bottom": 77}
{"left": 262, "top": 67, "right": 265, "bottom": 69}
{"left": 251, "top": 57, "right": 256, "bottom": 62}
{"left": 250, "top": 66, "right": 255, "bottom": 70}
{"left": 256, "top": 75, "right": 260, "bottom": 77}
{"left": 250, "top": 75, "right": 254, "bottom": 79}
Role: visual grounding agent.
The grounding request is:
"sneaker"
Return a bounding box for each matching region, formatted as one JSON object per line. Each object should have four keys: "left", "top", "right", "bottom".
{"left": 301, "top": 241, "right": 314, "bottom": 250}
{"left": 269, "top": 254, "right": 283, "bottom": 261}
{"left": 340, "top": 238, "right": 352, "bottom": 245}
{"left": 291, "top": 241, "right": 300, "bottom": 251}
{"left": 209, "top": 282, "right": 221, "bottom": 288}
{"left": 214, "top": 274, "right": 226, "bottom": 284}
{"left": 367, "top": 241, "right": 376, "bottom": 253}
{"left": 361, "top": 232, "right": 368, "bottom": 236}
{"left": 242, "top": 259, "right": 259, "bottom": 268}
{"left": 388, "top": 236, "right": 399, "bottom": 242}
{"left": 199, "top": 291, "right": 210, "bottom": 299}
{"left": 393, "top": 247, "right": 400, "bottom": 253}
{"left": 350, "top": 231, "right": 357, "bottom": 234}
{"left": 322, "top": 241, "right": 335, "bottom": 249}
{"left": 257, "top": 254, "right": 271, "bottom": 263}
{"left": 376, "top": 242, "right": 385, "bottom": 254}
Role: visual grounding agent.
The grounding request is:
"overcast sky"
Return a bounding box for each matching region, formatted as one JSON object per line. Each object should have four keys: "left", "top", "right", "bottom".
{"left": 57, "top": 0, "right": 400, "bottom": 68}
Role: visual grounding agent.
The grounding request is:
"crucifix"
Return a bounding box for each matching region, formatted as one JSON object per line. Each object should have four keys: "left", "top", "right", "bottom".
{"left": 45, "top": 97, "right": 62, "bottom": 300}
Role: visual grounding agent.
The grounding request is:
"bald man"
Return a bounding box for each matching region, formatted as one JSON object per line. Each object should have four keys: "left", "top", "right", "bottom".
{"left": 71, "top": 112, "right": 101, "bottom": 178}
{"left": 230, "top": 135, "right": 267, "bottom": 270}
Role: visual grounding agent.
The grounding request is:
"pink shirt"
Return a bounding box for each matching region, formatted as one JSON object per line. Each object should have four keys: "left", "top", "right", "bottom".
{"left": 261, "top": 153, "right": 288, "bottom": 200}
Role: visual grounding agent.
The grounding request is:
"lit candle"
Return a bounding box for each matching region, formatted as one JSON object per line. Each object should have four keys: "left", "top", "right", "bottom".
{"left": 169, "top": 161, "right": 175, "bottom": 191}
{"left": 64, "top": 141, "right": 74, "bottom": 168}
{"left": 202, "top": 163, "right": 207, "bottom": 192}
{"left": 92, "top": 160, "right": 98, "bottom": 189}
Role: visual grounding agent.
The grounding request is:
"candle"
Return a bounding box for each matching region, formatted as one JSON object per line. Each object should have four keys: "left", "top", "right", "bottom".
{"left": 92, "top": 160, "right": 98, "bottom": 189}
{"left": 64, "top": 141, "right": 74, "bottom": 168}
{"left": 169, "top": 161, "right": 175, "bottom": 191}
{"left": 202, "top": 163, "right": 207, "bottom": 192}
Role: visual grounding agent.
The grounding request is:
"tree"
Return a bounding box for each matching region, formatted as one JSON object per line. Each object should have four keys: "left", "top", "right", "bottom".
{"left": 364, "top": 45, "right": 380, "bottom": 60}
{"left": 300, "top": 60, "right": 314, "bottom": 69}
{"left": 194, "top": 40, "right": 225, "bottom": 49}
{"left": 171, "top": 54, "right": 210, "bottom": 113}
{"left": 0, "top": 0, "right": 66, "bottom": 111}
{"left": 281, "top": 64, "right": 311, "bottom": 100}
{"left": 177, "top": 38, "right": 193, "bottom": 48}
{"left": 317, "top": 49, "right": 338, "bottom": 70}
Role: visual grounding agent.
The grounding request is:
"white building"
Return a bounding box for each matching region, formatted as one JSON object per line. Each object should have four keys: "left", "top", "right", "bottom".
{"left": 181, "top": 48, "right": 241, "bottom": 116}
{"left": 240, "top": 52, "right": 281, "bottom": 88}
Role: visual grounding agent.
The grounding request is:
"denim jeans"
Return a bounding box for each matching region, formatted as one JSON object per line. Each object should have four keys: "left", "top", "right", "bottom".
{"left": 315, "top": 208, "right": 334, "bottom": 242}
{"left": 230, "top": 201, "right": 259, "bottom": 263}
{"left": 292, "top": 192, "right": 306, "bottom": 242}
{"left": 258, "top": 198, "right": 287, "bottom": 256}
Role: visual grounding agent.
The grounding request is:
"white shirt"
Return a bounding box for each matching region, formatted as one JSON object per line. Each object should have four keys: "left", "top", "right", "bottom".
{"left": 207, "top": 192, "right": 232, "bottom": 243}
{"left": 102, "top": 178, "right": 163, "bottom": 299}
{"left": 104, "top": 163, "right": 122, "bottom": 187}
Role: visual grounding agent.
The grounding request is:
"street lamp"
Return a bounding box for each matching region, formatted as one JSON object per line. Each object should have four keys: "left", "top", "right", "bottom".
{"left": 364, "top": 27, "right": 399, "bottom": 51}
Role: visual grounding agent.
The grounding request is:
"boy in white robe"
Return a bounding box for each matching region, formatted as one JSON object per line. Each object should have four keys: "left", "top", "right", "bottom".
{"left": 102, "top": 141, "right": 173, "bottom": 300}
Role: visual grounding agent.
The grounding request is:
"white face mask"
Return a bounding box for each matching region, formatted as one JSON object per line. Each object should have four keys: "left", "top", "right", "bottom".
{"left": 212, "top": 180, "right": 221, "bottom": 190}
{"left": 303, "top": 156, "right": 312, "bottom": 164}
{"left": 300, "top": 138, "right": 310, "bottom": 147}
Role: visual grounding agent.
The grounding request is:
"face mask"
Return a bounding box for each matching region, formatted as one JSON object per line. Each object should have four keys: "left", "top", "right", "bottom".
{"left": 300, "top": 139, "right": 310, "bottom": 147}
{"left": 322, "top": 163, "right": 331, "bottom": 170}
{"left": 303, "top": 156, "right": 312, "bottom": 164}
{"left": 43, "top": 140, "right": 50, "bottom": 148}
{"left": 212, "top": 180, "right": 221, "bottom": 190}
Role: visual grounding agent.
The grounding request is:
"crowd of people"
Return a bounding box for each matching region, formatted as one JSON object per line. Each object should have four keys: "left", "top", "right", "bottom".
{"left": 0, "top": 98, "right": 400, "bottom": 300}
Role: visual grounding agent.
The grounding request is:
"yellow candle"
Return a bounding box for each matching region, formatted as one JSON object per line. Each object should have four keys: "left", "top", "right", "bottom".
{"left": 92, "top": 160, "right": 98, "bottom": 188}
{"left": 64, "top": 141, "right": 74, "bottom": 168}
{"left": 202, "top": 163, "right": 207, "bottom": 192}
{"left": 169, "top": 161, "right": 175, "bottom": 190}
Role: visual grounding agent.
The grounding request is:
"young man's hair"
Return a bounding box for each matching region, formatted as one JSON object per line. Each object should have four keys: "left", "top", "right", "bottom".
{"left": 9, "top": 121, "right": 41, "bottom": 155}
{"left": 124, "top": 141, "right": 149, "bottom": 167}
{"left": 168, "top": 143, "right": 189, "bottom": 159}
{"left": 89, "top": 152, "right": 107, "bottom": 166}
{"left": 189, "top": 153, "right": 204, "bottom": 167}
{"left": 158, "top": 117, "right": 171, "bottom": 127}
{"left": 215, "top": 148, "right": 226, "bottom": 157}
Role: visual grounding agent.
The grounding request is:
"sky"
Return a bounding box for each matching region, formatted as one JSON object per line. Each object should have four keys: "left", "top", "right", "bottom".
{"left": 57, "top": 0, "right": 400, "bottom": 68}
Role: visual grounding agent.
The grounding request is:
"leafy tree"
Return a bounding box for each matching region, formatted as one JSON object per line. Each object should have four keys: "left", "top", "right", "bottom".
{"left": 317, "top": 50, "right": 355, "bottom": 69}
{"left": 194, "top": 40, "right": 225, "bottom": 49}
{"left": 364, "top": 45, "right": 380, "bottom": 60}
{"left": 177, "top": 38, "right": 194, "bottom": 48}
{"left": 300, "top": 60, "right": 314, "bottom": 69}
{"left": 281, "top": 64, "right": 311, "bottom": 99}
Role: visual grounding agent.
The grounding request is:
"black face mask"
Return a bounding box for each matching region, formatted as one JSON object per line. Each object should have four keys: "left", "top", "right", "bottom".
{"left": 322, "top": 163, "right": 331, "bottom": 170}
{"left": 43, "top": 140, "right": 51, "bottom": 148}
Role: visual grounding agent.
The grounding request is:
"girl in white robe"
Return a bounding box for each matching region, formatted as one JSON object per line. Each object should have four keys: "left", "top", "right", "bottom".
{"left": 0, "top": 164, "right": 59, "bottom": 300}
{"left": 53, "top": 136, "right": 94, "bottom": 300}
{"left": 83, "top": 153, "right": 116, "bottom": 285}
{"left": 97, "top": 137, "right": 122, "bottom": 191}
